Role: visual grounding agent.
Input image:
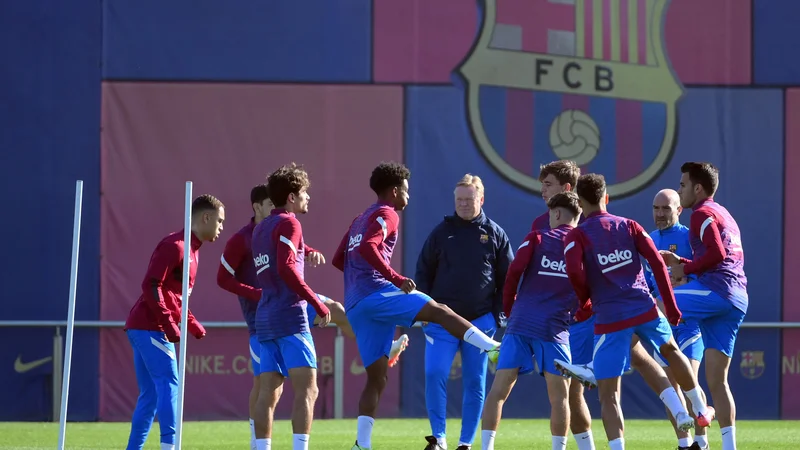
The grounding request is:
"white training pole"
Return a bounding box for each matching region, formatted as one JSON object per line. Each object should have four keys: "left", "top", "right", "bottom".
{"left": 57, "top": 180, "right": 83, "bottom": 450}
{"left": 175, "top": 181, "right": 193, "bottom": 450}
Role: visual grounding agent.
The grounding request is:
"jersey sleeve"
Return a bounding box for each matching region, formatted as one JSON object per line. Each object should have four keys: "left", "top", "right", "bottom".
{"left": 275, "top": 218, "right": 330, "bottom": 317}
{"left": 332, "top": 216, "right": 359, "bottom": 272}
{"left": 564, "top": 228, "right": 591, "bottom": 309}
{"left": 682, "top": 210, "right": 726, "bottom": 275}
{"left": 502, "top": 231, "right": 539, "bottom": 318}
{"left": 216, "top": 233, "right": 261, "bottom": 301}
{"left": 357, "top": 209, "right": 406, "bottom": 287}
{"left": 631, "top": 221, "right": 680, "bottom": 323}
{"left": 141, "top": 241, "right": 182, "bottom": 327}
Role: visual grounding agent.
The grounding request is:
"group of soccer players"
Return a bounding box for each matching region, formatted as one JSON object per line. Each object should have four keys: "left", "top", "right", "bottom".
{"left": 479, "top": 160, "right": 745, "bottom": 450}
{"left": 122, "top": 158, "right": 747, "bottom": 450}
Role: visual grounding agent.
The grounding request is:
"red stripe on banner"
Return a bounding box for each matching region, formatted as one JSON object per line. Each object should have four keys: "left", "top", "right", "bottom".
{"left": 614, "top": 100, "right": 642, "bottom": 182}
{"left": 584, "top": 0, "right": 594, "bottom": 58}
{"left": 638, "top": 0, "right": 648, "bottom": 65}
{"left": 620, "top": 0, "right": 630, "bottom": 63}
{"left": 505, "top": 89, "right": 535, "bottom": 175}
{"left": 603, "top": 0, "right": 612, "bottom": 61}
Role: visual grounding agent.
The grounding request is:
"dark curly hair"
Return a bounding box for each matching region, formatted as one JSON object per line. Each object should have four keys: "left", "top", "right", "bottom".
{"left": 576, "top": 173, "right": 606, "bottom": 206}
{"left": 267, "top": 163, "right": 310, "bottom": 207}
{"left": 369, "top": 161, "right": 411, "bottom": 196}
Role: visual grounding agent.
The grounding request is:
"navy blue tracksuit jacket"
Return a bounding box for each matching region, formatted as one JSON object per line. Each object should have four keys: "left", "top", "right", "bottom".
{"left": 414, "top": 210, "right": 513, "bottom": 324}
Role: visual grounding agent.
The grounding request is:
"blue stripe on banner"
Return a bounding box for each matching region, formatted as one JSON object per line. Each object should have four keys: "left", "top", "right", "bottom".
{"left": 479, "top": 86, "right": 507, "bottom": 159}
{"left": 587, "top": 97, "right": 617, "bottom": 181}
{"left": 532, "top": 91, "right": 563, "bottom": 173}
{"left": 642, "top": 101, "right": 667, "bottom": 171}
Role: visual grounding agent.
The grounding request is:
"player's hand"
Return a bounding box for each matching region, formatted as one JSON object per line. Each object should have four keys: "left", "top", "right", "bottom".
{"left": 165, "top": 323, "right": 181, "bottom": 343}
{"left": 667, "top": 311, "right": 682, "bottom": 327}
{"left": 317, "top": 312, "right": 332, "bottom": 327}
{"left": 190, "top": 321, "right": 207, "bottom": 340}
{"left": 659, "top": 250, "right": 679, "bottom": 265}
{"left": 671, "top": 264, "right": 686, "bottom": 280}
{"left": 671, "top": 275, "right": 688, "bottom": 287}
{"left": 399, "top": 278, "right": 416, "bottom": 293}
{"left": 307, "top": 251, "right": 326, "bottom": 267}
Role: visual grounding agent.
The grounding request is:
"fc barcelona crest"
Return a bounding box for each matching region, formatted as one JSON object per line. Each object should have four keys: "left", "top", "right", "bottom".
{"left": 740, "top": 351, "right": 765, "bottom": 380}
{"left": 669, "top": 244, "right": 677, "bottom": 252}
{"left": 456, "top": 0, "right": 684, "bottom": 198}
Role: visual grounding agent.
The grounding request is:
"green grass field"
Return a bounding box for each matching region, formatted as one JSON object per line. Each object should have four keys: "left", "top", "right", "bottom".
{"left": 2, "top": 419, "right": 799, "bottom": 449}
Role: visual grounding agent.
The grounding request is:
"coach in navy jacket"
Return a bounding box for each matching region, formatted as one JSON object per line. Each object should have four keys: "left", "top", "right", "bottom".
{"left": 414, "top": 174, "right": 513, "bottom": 450}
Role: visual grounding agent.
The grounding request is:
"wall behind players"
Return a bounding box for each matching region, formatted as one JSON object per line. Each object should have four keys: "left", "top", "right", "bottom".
{"left": 3, "top": 0, "right": 800, "bottom": 421}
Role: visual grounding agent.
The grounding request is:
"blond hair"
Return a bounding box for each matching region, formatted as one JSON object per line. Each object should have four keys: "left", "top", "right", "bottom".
{"left": 455, "top": 174, "right": 485, "bottom": 196}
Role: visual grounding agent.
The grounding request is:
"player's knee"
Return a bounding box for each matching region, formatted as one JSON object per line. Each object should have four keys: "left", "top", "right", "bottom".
{"left": 425, "top": 363, "right": 451, "bottom": 381}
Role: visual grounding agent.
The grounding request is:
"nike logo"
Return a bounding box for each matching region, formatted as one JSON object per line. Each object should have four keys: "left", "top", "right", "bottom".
{"left": 14, "top": 355, "right": 53, "bottom": 373}
{"left": 722, "top": 431, "right": 730, "bottom": 436}
{"left": 350, "top": 358, "right": 366, "bottom": 375}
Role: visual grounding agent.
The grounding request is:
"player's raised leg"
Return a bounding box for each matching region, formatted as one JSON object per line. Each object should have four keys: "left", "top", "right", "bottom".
{"left": 414, "top": 301, "right": 500, "bottom": 354}
{"left": 423, "top": 324, "right": 461, "bottom": 450}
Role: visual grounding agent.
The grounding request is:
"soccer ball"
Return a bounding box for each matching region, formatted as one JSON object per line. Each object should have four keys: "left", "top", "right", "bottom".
{"left": 549, "top": 109, "right": 600, "bottom": 166}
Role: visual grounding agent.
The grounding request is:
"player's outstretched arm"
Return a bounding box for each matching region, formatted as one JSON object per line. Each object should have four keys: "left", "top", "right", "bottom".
{"left": 682, "top": 211, "right": 725, "bottom": 275}
{"left": 142, "top": 242, "right": 183, "bottom": 336}
{"left": 275, "top": 218, "right": 330, "bottom": 318}
{"left": 357, "top": 210, "right": 407, "bottom": 287}
{"left": 502, "top": 232, "right": 539, "bottom": 318}
{"left": 632, "top": 221, "right": 681, "bottom": 325}
{"left": 217, "top": 233, "right": 261, "bottom": 301}
{"left": 414, "top": 228, "right": 440, "bottom": 296}
{"left": 493, "top": 229, "right": 514, "bottom": 323}
{"left": 564, "top": 229, "right": 591, "bottom": 309}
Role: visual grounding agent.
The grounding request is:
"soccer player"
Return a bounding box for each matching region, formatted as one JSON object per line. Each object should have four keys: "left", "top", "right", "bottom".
{"left": 643, "top": 189, "right": 708, "bottom": 450}
{"left": 660, "top": 162, "right": 748, "bottom": 450}
{"left": 251, "top": 164, "right": 331, "bottom": 450}
{"left": 480, "top": 192, "right": 581, "bottom": 450}
{"left": 332, "top": 162, "right": 502, "bottom": 450}
{"left": 415, "top": 174, "right": 513, "bottom": 450}
{"left": 123, "top": 194, "right": 225, "bottom": 450}
{"left": 528, "top": 161, "right": 597, "bottom": 449}
{"left": 218, "top": 184, "right": 410, "bottom": 450}
{"left": 564, "top": 173, "right": 714, "bottom": 450}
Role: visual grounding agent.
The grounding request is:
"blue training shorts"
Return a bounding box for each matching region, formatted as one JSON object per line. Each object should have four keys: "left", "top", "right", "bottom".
{"left": 497, "top": 332, "right": 570, "bottom": 376}
{"left": 643, "top": 320, "right": 704, "bottom": 367}
{"left": 569, "top": 316, "right": 595, "bottom": 366}
{"left": 258, "top": 331, "right": 317, "bottom": 377}
{"left": 249, "top": 334, "right": 262, "bottom": 376}
{"left": 346, "top": 285, "right": 432, "bottom": 367}
{"left": 593, "top": 316, "right": 673, "bottom": 380}
{"left": 674, "top": 279, "right": 746, "bottom": 357}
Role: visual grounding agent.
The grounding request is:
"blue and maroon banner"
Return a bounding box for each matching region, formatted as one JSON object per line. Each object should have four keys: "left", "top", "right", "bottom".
{"left": 4, "top": 0, "right": 800, "bottom": 421}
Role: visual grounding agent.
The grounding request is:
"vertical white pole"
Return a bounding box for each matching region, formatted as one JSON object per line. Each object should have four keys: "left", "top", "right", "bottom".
{"left": 175, "top": 181, "right": 193, "bottom": 450}
{"left": 334, "top": 327, "right": 344, "bottom": 419}
{"left": 57, "top": 180, "right": 83, "bottom": 450}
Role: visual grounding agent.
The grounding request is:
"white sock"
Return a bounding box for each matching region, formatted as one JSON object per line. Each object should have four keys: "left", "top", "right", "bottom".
{"left": 255, "top": 438, "right": 271, "bottom": 450}
{"left": 552, "top": 435, "right": 568, "bottom": 450}
{"left": 682, "top": 387, "right": 708, "bottom": 417}
{"left": 357, "top": 415, "right": 375, "bottom": 448}
{"left": 161, "top": 445, "right": 175, "bottom": 450}
{"left": 481, "top": 430, "right": 496, "bottom": 450}
{"left": 437, "top": 437, "right": 447, "bottom": 449}
{"left": 574, "top": 431, "right": 596, "bottom": 450}
{"left": 608, "top": 437, "right": 625, "bottom": 450}
{"left": 458, "top": 442, "right": 470, "bottom": 448}
{"left": 659, "top": 387, "right": 688, "bottom": 419}
{"left": 695, "top": 434, "right": 709, "bottom": 447}
{"left": 250, "top": 418, "right": 256, "bottom": 450}
{"left": 721, "top": 426, "right": 736, "bottom": 450}
{"left": 463, "top": 326, "right": 500, "bottom": 352}
{"left": 293, "top": 434, "right": 309, "bottom": 450}
{"left": 678, "top": 437, "right": 692, "bottom": 447}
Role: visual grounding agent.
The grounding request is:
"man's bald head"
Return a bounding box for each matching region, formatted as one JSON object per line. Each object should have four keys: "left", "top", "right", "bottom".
{"left": 653, "top": 189, "right": 682, "bottom": 230}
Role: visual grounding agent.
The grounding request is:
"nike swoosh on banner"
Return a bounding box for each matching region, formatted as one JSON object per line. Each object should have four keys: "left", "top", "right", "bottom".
{"left": 14, "top": 355, "right": 53, "bottom": 373}
{"left": 350, "top": 358, "right": 366, "bottom": 375}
